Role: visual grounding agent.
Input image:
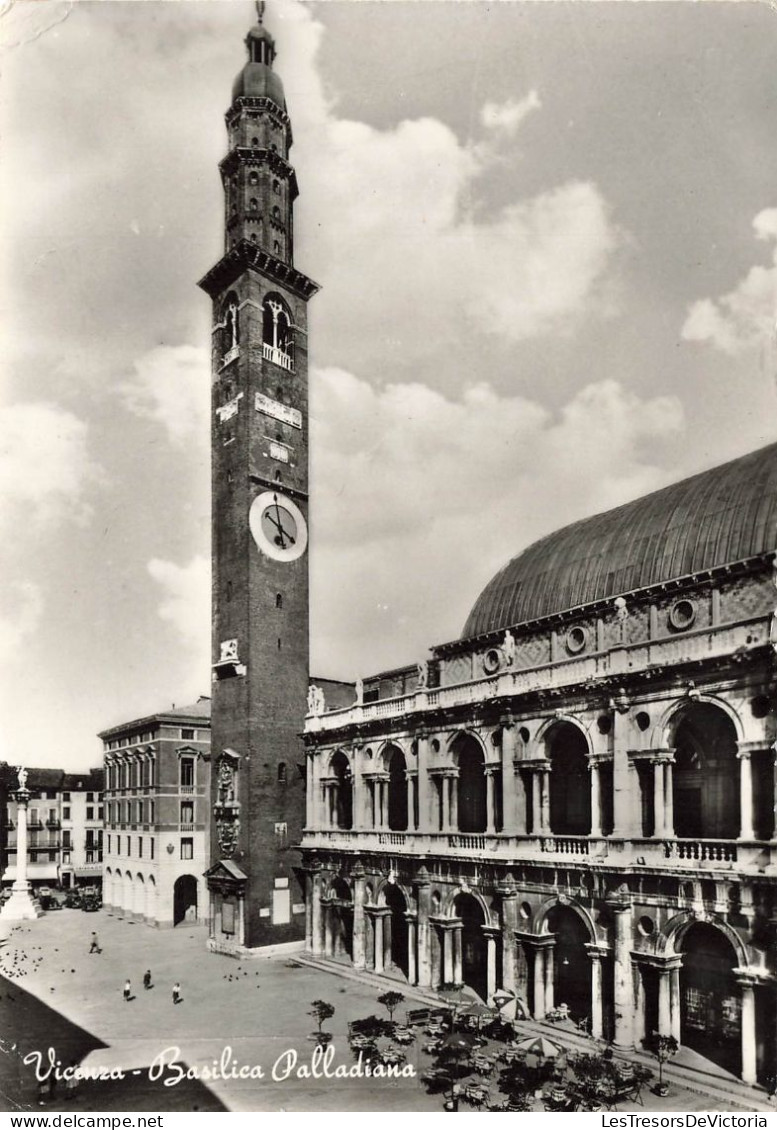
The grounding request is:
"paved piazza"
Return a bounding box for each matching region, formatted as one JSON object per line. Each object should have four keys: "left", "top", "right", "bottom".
{"left": 0, "top": 909, "right": 770, "bottom": 1113}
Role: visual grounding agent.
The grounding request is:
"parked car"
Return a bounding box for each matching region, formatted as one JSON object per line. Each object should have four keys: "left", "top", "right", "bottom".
{"left": 37, "top": 886, "right": 54, "bottom": 900}
{"left": 82, "top": 898, "right": 101, "bottom": 912}
{"left": 64, "top": 891, "right": 83, "bottom": 909}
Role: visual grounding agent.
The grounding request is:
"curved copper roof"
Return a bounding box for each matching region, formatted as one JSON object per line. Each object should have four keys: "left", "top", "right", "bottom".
{"left": 462, "top": 442, "right": 777, "bottom": 639}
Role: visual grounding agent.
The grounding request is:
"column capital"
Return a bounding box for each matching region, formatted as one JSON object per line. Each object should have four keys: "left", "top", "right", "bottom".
{"left": 737, "top": 740, "right": 770, "bottom": 756}
{"left": 585, "top": 943, "right": 609, "bottom": 960}
{"left": 484, "top": 763, "right": 500, "bottom": 777}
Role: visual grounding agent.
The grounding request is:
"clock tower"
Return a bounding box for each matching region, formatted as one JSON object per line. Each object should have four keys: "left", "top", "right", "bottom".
{"left": 200, "top": 6, "right": 318, "bottom": 952}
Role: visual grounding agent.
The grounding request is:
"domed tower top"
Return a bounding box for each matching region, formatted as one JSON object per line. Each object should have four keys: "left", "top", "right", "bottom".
{"left": 232, "top": 2, "right": 286, "bottom": 108}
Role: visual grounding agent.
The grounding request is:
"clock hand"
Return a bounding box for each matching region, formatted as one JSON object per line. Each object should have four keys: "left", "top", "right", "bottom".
{"left": 267, "top": 506, "right": 296, "bottom": 547}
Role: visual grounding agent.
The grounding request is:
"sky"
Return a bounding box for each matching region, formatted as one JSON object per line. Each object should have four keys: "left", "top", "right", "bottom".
{"left": 1, "top": 0, "right": 776, "bottom": 769}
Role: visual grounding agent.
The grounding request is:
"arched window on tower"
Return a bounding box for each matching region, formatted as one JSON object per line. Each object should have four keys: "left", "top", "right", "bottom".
{"left": 249, "top": 171, "right": 259, "bottom": 186}
{"left": 249, "top": 198, "right": 258, "bottom": 212}
{"left": 261, "top": 294, "right": 294, "bottom": 371}
{"left": 272, "top": 179, "right": 281, "bottom": 195}
{"left": 220, "top": 291, "right": 240, "bottom": 363}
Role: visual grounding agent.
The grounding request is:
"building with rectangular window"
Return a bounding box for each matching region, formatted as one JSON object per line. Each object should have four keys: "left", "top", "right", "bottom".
{"left": 100, "top": 697, "right": 211, "bottom": 927}
{"left": 2, "top": 768, "right": 104, "bottom": 891}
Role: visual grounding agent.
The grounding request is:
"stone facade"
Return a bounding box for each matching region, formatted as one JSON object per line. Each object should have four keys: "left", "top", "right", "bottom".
{"left": 2, "top": 768, "right": 104, "bottom": 891}
{"left": 101, "top": 699, "right": 211, "bottom": 927}
{"left": 301, "top": 528, "right": 777, "bottom": 1086}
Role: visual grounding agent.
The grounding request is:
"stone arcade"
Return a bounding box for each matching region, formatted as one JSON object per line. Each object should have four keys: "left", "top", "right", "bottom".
{"left": 301, "top": 445, "right": 777, "bottom": 1086}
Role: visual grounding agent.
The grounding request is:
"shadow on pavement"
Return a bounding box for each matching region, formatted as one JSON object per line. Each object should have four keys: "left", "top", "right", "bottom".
{"left": 0, "top": 974, "right": 227, "bottom": 1112}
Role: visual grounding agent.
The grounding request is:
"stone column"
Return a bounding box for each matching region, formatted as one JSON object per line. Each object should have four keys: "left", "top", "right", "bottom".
{"left": 431, "top": 924, "right": 442, "bottom": 988}
{"left": 533, "top": 946, "right": 546, "bottom": 1020}
{"left": 544, "top": 942, "right": 555, "bottom": 1013}
{"left": 415, "top": 872, "right": 432, "bottom": 987}
{"left": 310, "top": 869, "right": 323, "bottom": 956}
{"left": 738, "top": 975, "right": 757, "bottom": 1085}
{"left": 634, "top": 967, "right": 646, "bottom": 1046}
{"left": 589, "top": 758, "right": 602, "bottom": 837}
{"left": 417, "top": 734, "right": 430, "bottom": 832}
{"left": 373, "top": 911, "right": 385, "bottom": 973}
{"left": 609, "top": 894, "right": 635, "bottom": 1048}
{"left": 539, "top": 766, "right": 551, "bottom": 834}
{"left": 657, "top": 968, "right": 671, "bottom": 1037}
{"left": 499, "top": 888, "right": 518, "bottom": 994}
{"left": 501, "top": 722, "right": 519, "bottom": 832}
{"left": 406, "top": 917, "right": 417, "bottom": 984}
{"left": 406, "top": 771, "right": 417, "bottom": 832}
{"left": 323, "top": 902, "right": 334, "bottom": 956}
{"left": 2, "top": 785, "right": 42, "bottom": 921}
{"left": 352, "top": 865, "right": 366, "bottom": 970}
{"left": 485, "top": 768, "right": 496, "bottom": 834}
{"left": 669, "top": 963, "right": 681, "bottom": 1043}
{"left": 653, "top": 760, "right": 665, "bottom": 837}
{"left": 586, "top": 945, "right": 604, "bottom": 1040}
{"left": 485, "top": 930, "right": 498, "bottom": 999}
{"left": 442, "top": 926, "right": 454, "bottom": 984}
{"left": 449, "top": 774, "right": 459, "bottom": 831}
{"left": 738, "top": 749, "right": 755, "bottom": 841}
{"left": 305, "top": 753, "right": 315, "bottom": 828}
{"left": 351, "top": 748, "right": 364, "bottom": 830}
{"left": 531, "top": 772, "right": 542, "bottom": 835}
{"left": 452, "top": 924, "right": 463, "bottom": 984}
{"left": 664, "top": 756, "right": 675, "bottom": 838}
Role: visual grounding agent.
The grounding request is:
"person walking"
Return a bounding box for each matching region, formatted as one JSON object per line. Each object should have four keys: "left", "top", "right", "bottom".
{"left": 123, "top": 979, "right": 132, "bottom": 1002}
{"left": 172, "top": 981, "right": 181, "bottom": 1005}
{"left": 89, "top": 932, "right": 100, "bottom": 954}
{"left": 143, "top": 970, "right": 152, "bottom": 990}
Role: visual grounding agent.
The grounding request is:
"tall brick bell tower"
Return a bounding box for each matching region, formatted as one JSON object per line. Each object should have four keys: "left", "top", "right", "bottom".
{"left": 201, "top": 4, "right": 318, "bottom": 953}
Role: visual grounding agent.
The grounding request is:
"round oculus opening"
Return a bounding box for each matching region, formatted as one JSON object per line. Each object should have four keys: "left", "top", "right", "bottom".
{"left": 483, "top": 648, "right": 502, "bottom": 675}
{"left": 669, "top": 598, "right": 696, "bottom": 631}
{"left": 638, "top": 915, "right": 655, "bottom": 937}
{"left": 635, "top": 711, "right": 651, "bottom": 732}
{"left": 519, "top": 902, "right": 532, "bottom": 920}
{"left": 596, "top": 715, "right": 612, "bottom": 735}
{"left": 566, "top": 626, "right": 587, "bottom": 654}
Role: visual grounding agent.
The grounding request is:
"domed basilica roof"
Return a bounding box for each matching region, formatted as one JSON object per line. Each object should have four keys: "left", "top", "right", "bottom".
{"left": 462, "top": 442, "right": 777, "bottom": 639}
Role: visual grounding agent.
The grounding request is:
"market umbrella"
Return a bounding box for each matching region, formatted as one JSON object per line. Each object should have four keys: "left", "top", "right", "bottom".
{"left": 513, "top": 1035, "right": 562, "bottom": 1061}
{"left": 442, "top": 1032, "right": 477, "bottom": 1052}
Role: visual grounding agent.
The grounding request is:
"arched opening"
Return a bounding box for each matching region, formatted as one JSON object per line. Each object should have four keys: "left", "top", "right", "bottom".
{"left": 546, "top": 904, "right": 592, "bottom": 1023}
{"left": 262, "top": 295, "right": 293, "bottom": 368}
{"left": 173, "top": 874, "right": 198, "bottom": 926}
{"left": 453, "top": 893, "right": 487, "bottom": 1000}
{"left": 547, "top": 723, "right": 591, "bottom": 835}
{"left": 146, "top": 875, "right": 156, "bottom": 921}
{"left": 330, "top": 751, "right": 352, "bottom": 830}
{"left": 387, "top": 746, "right": 408, "bottom": 831}
{"left": 454, "top": 735, "right": 486, "bottom": 833}
{"left": 328, "top": 877, "right": 353, "bottom": 959}
{"left": 672, "top": 705, "right": 739, "bottom": 839}
{"left": 135, "top": 874, "right": 145, "bottom": 919}
{"left": 221, "top": 290, "right": 239, "bottom": 357}
{"left": 384, "top": 884, "right": 408, "bottom": 977}
{"left": 679, "top": 922, "right": 740, "bottom": 1075}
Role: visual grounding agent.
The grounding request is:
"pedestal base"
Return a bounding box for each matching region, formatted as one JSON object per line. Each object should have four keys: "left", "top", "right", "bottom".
{"left": 0, "top": 886, "right": 42, "bottom": 921}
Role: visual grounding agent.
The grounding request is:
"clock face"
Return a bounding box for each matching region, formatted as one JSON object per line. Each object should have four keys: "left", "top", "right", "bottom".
{"left": 249, "top": 490, "right": 308, "bottom": 562}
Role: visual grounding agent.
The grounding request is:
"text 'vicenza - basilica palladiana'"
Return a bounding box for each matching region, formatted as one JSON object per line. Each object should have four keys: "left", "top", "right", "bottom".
{"left": 202, "top": 8, "right": 777, "bottom": 1092}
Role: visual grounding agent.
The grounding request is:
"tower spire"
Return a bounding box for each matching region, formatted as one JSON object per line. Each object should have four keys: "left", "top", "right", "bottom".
{"left": 255, "top": 1, "right": 265, "bottom": 26}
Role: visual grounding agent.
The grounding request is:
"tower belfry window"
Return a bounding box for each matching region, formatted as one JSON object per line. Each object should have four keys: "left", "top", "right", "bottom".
{"left": 261, "top": 295, "right": 293, "bottom": 371}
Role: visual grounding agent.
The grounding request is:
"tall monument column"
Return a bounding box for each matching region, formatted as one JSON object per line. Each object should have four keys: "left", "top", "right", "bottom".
{"left": 0, "top": 769, "right": 41, "bottom": 922}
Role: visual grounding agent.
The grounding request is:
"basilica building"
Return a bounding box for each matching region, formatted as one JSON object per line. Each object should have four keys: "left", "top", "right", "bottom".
{"left": 300, "top": 444, "right": 777, "bottom": 1086}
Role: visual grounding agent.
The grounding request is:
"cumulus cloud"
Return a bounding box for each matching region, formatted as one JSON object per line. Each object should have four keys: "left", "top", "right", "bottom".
{"left": 0, "top": 402, "right": 97, "bottom": 532}
{"left": 119, "top": 345, "right": 210, "bottom": 446}
{"left": 147, "top": 554, "right": 211, "bottom": 649}
{"left": 481, "top": 90, "right": 542, "bottom": 135}
{"left": 310, "top": 368, "right": 683, "bottom": 673}
{"left": 0, "top": 581, "right": 44, "bottom": 663}
{"left": 681, "top": 208, "right": 777, "bottom": 355}
{"left": 282, "top": 6, "right": 622, "bottom": 371}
